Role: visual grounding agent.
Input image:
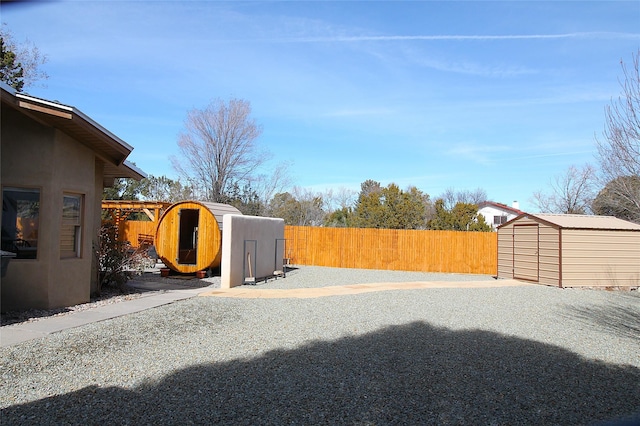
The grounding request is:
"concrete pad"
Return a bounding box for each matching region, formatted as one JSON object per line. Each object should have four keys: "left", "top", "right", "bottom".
{"left": 0, "top": 328, "right": 48, "bottom": 346}
{"left": 0, "top": 288, "right": 205, "bottom": 348}
{"left": 199, "top": 279, "right": 530, "bottom": 299}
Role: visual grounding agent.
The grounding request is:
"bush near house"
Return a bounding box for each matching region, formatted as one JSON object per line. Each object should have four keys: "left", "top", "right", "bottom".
{"left": 95, "top": 224, "right": 150, "bottom": 294}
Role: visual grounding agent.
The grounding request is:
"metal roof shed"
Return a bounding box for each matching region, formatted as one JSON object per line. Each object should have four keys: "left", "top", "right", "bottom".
{"left": 497, "top": 214, "right": 640, "bottom": 288}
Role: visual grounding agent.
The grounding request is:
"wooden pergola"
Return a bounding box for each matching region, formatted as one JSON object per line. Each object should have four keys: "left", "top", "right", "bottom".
{"left": 102, "top": 200, "right": 170, "bottom": 224}
{"left": 101, "top": 200, "right": 172, "bottom": 247}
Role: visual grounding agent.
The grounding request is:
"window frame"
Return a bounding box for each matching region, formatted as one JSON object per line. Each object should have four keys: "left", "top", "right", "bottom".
{"left": 1, "top": 186, "right": 41, "bottom": 260}
{"left": 493, "top": 215, "right": 508, "bottom": 226}
{"left": 61, "top": 193, "right": 84, "bottom": 259}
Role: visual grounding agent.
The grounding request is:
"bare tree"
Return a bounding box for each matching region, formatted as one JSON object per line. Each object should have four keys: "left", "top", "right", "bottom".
{"left": 439, "top": 187, "right": 487, "bottom": 210}
{"left": 0, "top": 24, "right": 48, "bottom": 90}
{"left": 171, "top": 98, "right": 266, "bottom": 202}
{"left": 291, "top": 187, "right": 326, "bottom": 226}
{"left": 248, "top": 160, "right": 293, "bottom": 208}
{"left": 324, "top": 186, "right": 357, "bottom": 211}
{"left": 531, "top": 164, "right": 597, "bottom": 214}
{"left": 595, "top": 49, "right": 640, "bottom": 223}
{"left": 592, "top": 176, "right": 640, "bottom": 222}
{"left": 266, "top": 187, "right": 326, "bottom": 226}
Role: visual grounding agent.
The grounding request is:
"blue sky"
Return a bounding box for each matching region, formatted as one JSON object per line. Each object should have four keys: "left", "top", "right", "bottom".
{"left": 3, "top": 1, "right": 639, "bottom": 211}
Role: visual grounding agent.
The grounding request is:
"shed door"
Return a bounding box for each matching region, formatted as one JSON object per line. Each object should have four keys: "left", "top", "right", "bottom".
{"left": 513, "top": 224, "right": 539, "bottom": 282}
{"left": 178, "top": 209, "right": 199, "bottom": 264}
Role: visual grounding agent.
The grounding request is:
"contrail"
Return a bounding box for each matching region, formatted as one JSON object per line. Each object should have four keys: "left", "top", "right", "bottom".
{"left": 267, "top": 32, "right": 639, "bottom": 43}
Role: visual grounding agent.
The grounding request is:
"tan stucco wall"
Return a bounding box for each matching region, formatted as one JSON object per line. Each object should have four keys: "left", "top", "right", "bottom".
{"left": 221, "top": 215, "right": 285, "bottom": 288}
{"left": 90, "top": 160, "right": 104, "bottom": 295}
{"left": 1, "top": 107, "right": 101, "bottom": 311}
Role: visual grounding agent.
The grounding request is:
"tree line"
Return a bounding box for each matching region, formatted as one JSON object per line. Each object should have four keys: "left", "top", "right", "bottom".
{"left": 103, "top": 176, "right": 493, "bottom": 232}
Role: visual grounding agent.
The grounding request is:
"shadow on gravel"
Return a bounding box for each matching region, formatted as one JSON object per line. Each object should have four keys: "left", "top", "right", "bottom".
{"left": 2, "top": 322, "right": 639, "bottom": 425}
{"left": 562, "top": 294, "right": 640, "bottom": 342}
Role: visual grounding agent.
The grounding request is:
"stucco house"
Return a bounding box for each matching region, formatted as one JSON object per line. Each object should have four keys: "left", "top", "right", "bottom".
{"left": 478, "top": 201, "right": 524, "bottom": 230}
{"left": 1, "top": 82, "right": 145, "bottom": 312}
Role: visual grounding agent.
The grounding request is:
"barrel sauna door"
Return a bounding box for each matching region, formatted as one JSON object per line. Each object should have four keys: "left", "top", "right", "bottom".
{"left": 178, "top": 209, "right": 199, "bottom": 264}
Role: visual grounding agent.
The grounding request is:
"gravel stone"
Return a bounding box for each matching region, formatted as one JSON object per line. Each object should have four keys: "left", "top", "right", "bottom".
{"left": 1, "top": 266, "right": 638, "bottom": 425}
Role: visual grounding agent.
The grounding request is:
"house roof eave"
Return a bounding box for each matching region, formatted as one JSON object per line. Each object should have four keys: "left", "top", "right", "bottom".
{"left": 103, "top": 160, "right": 147, "bottom": 187}
{"left": 1, "top": 83, "right": 135, "bottom": 168}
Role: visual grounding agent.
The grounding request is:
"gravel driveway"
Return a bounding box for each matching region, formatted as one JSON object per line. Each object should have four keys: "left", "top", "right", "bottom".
{"left": 1, "top": 266, "right": 639, "bottom": 425}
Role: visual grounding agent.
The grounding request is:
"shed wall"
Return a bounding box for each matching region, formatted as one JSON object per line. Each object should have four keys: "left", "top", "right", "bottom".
{"left": 538, "top": 224, "right": 560, "bottom": 287}
{"left": 560, "top": 230, "right": 640, "bottom": 287}
{"left": 497, "top": 225, "right": 513, "bottom": 278}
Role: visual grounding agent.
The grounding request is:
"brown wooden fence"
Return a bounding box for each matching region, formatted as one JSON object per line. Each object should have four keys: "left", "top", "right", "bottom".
{"left": 114, "top": 221, "right": 498, "bottom": 275}
{"left": 284, "top": 226, "right": 497, "bottom": 275}
{"left": 119, "top": 221, "right": 156, "bottom": 247}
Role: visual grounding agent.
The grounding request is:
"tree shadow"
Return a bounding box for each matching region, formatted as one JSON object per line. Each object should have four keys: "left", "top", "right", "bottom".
{"left": 2, "top": 322, "right": 639, "bottom": 425}
{"left": 562, "top": 294, "right": 640, "bottom": 341}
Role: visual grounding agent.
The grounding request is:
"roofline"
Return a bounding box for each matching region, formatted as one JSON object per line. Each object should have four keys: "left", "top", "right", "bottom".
{"left": 0, "top": 81, "right": 16, "bottom": 95}
{"left": 498, "top": 213, "right": 558, "bottom": 230}
{"left": 12, "top": 91, "right": 134, "bottom": 154}
{"left": 124, "top": 160, "right": 147, "bottom": 180}
{"left": 2, "top": 82, "right": 146, "bottom": 181}
{"left": 478, "top": 201, "right": 524, "bottom": 215}
{"left": 498, "top": 212, "right": 640, "bottom": 231}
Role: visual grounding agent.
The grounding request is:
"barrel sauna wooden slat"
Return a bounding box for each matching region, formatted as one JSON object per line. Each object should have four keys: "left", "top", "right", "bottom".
{"left": 155, "top": 201, "right": 242, "bottom": 273}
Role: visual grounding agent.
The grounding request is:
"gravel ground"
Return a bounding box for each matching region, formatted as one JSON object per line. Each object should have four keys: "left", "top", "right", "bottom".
{"left": 1, "top": 266, "right": 639, "bottom": 425}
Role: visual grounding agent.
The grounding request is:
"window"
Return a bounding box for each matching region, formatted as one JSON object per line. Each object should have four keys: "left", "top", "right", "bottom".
{"left": 61, "top": 194, "right": 83, "bottom": 258}
{"left": 2, "top": 188, "right": 40, "bottom": 259}
{"left": 493, "top": 215, "right": 508, "bottom": 226}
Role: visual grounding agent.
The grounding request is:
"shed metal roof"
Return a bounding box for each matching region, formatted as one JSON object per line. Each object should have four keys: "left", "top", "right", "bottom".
{"left": 507, "top": 213, "right": 640, "bottom": 231}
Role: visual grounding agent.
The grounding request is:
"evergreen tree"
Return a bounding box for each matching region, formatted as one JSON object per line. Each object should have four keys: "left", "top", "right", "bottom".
{"left": 0, "top": 37, "right": 25, "bottom": 91}
{"left": 352, "top": 181, "right": 429, "bottom": 229}
{"left": 428, "top": 200, "right": 492, "bottom": 232}
{"left": 324, "top": 207, "right": 353, "bottom": 227}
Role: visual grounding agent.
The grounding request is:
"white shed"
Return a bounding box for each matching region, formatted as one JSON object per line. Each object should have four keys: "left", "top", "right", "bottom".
{"left": 497, "top": 214, "right": 640, "bottom": 288}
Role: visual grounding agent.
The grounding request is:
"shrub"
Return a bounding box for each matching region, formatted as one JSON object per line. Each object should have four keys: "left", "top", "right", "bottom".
{"left": 95, "top": 224, "right": 149, "bottom": 294}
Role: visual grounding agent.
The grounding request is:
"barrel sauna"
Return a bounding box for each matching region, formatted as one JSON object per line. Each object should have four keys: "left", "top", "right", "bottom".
{"left": 155, "top": 201, "right": 242, "bottom": 273}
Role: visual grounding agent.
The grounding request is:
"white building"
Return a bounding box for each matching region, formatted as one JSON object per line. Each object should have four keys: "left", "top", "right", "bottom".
{"left": 478, "top": 201, "right": 524, "bottom": 230}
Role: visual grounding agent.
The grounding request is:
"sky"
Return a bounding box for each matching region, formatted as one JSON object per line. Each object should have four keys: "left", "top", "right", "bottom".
{"left": 2, "top": 1, "right": 639, "bottom": 212}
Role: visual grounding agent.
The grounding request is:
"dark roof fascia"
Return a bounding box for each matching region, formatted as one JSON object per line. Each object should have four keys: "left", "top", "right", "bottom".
{"left": 497, "top": 213, "right": 561, "bottom": 230}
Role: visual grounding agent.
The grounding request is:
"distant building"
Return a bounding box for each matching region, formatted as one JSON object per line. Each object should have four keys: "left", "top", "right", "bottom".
{"left": 478, "top": 201, "right": 524, "bottom": 230}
